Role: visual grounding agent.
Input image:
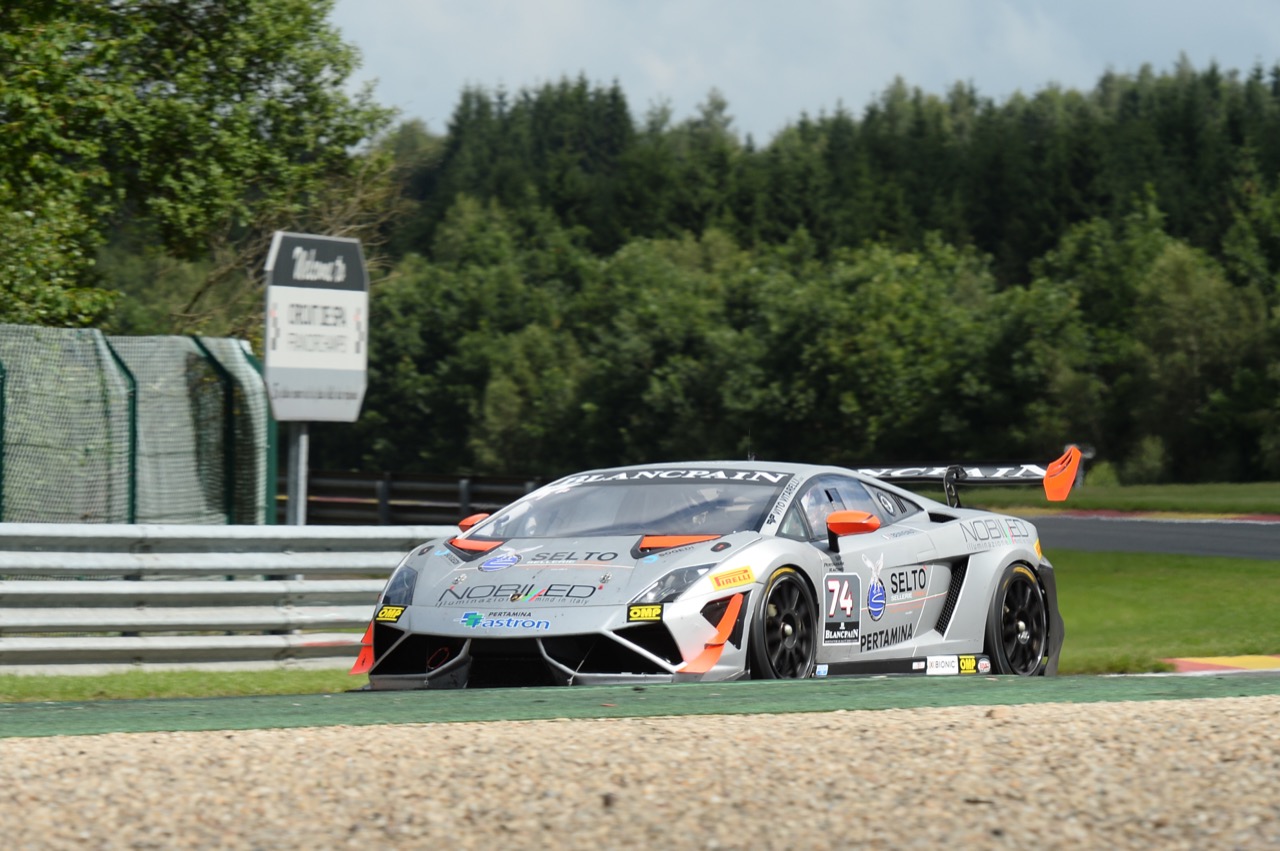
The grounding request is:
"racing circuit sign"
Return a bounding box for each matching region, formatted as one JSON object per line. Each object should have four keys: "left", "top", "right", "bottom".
{"left": 263, "top": 231, "right": 369, "bottom": 421}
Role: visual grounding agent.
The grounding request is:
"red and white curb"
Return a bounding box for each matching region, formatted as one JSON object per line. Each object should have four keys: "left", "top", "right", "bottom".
{"left": 1162, "top": 655, "right": 1280, "bottom": 674}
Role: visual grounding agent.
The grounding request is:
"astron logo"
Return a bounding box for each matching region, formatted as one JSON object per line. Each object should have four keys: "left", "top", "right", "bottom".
{"left": 456, "top": 611, "right": 551, "bottom": 631}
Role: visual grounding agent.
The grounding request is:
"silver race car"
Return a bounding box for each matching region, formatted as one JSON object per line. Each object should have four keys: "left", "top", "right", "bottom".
{"left": 353, "top": 448, "right": 1082, "bottom": 688}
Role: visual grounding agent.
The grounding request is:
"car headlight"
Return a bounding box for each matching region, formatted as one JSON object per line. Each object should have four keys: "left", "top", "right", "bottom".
{"left": 631, "top": 565, "right": 714, "bottom": 605}
{"left": 381, "top": 563, "right": 420, "bottom": 607}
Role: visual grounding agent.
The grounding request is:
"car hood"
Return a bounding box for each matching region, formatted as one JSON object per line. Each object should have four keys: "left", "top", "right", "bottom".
{"left": 409, "top": 532, "right": 762, "bottom": 609}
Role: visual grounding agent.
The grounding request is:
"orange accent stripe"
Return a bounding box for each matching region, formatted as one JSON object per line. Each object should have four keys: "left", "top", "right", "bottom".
{"left": 349, "top": 623, "right": 375, "bottom": 675}
{"left": 1043, "top": 446, "right": 1082, "bottom": 502}
{"left": 449, "top": 537, "right": 503, "bottom": 553}
{"left": 638, "top": 534, "right": 720, "bottom": 551}
{"left": 681, "top": 592, "right": 744, "bottom": 675}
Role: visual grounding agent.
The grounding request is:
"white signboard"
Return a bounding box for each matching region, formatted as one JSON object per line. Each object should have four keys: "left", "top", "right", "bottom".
{"left": 263, "top": 231, "right": 369, "bottom": 421}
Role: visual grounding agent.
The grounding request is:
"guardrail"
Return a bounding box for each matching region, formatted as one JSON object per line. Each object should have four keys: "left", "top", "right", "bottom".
{"left": 0, "top": 523, "right": 456, "bottom": 675}
{"left": 280, "top": 471, "right": 538, "bottom": 525}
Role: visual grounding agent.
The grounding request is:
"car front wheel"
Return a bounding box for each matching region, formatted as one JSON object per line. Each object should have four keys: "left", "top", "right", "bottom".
{"left": 750, "top": 567, "right": 817, "bottom": 678}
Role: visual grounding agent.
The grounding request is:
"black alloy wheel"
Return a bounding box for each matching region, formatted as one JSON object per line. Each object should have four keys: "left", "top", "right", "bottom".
{"left": 985, "top": 563, "right": 1049, "bottom": 676}
{"left": 750, "top": 567, "right": 817, "bottom": 678}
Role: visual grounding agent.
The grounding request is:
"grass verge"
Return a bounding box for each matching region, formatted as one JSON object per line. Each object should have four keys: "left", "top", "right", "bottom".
{"left": 1054, "top": 550, "right": 1280, "bottom": 674}
{"left": 912, "top": 481, "right": 1280, "bottom": 515}
{"left": 1, "top": 549, "right": 1276, "bottom": 702}
{"left": 0, "top": 668, "right": 360, "bottom": 704}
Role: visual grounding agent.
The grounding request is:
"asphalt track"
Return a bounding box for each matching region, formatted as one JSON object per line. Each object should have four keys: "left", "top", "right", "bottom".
{"left": 3, "top": 671, "right": 1279, "bottom": 739}
{"left": 1034, "top": 514, "right": 1280, "bottom": 560}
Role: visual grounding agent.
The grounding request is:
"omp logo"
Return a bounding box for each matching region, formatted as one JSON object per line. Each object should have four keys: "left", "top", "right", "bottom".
{"left": 711, "top": 567, "right": 754, "bottom": 590}
{"left": 375, "top": 605, "right": 406, "bottom": 623}
{"left": 627, "top": 604, "right": 663, "bottom": 622}
{"left": 959, "top": 655, "right": 978, "bottom": 674}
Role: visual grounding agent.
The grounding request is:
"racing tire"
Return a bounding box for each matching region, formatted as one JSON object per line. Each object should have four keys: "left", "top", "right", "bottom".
{"left": 749, "top": 567, "right": 817, "bottom": 679}
{"left": 984, "top": 562, "right": 1049, "bottom": 676}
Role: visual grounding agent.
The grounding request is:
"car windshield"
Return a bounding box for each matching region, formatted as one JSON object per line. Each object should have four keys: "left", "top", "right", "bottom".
{"left": 473, "top": 475, "right": 789, "bottom": 539}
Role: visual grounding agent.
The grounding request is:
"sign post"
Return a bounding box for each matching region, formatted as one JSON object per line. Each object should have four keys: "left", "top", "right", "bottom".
{"left": 263, "top": 231, "right": 369, "bottom": 525}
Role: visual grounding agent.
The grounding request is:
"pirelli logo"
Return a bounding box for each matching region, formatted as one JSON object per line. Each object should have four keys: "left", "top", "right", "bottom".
{"left": 375, "top": 605, "right": 406, "bottom": 623}
{"left": 710, "top": 567, "right": 754, "bottom": 591}
{"left": 627, "top": 604, "right": 663, "bottom": 623}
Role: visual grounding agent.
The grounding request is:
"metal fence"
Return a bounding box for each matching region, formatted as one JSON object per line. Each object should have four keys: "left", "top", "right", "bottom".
{"left": 281, "top": 471, "right": 538, "bottom": 525}
{"left": 0, "top": 325, "right": 273, "bottom": 525}
{"left": 0, "top": 523, "right": 453, "bottom": 675}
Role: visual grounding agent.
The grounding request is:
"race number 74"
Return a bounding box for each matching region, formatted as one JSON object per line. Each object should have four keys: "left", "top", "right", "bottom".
{"left": 827, "top": 578, "right": 855, "bottom": 618}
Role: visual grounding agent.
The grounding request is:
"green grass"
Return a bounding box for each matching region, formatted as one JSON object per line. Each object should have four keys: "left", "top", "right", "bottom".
{"left": 917, "top": 481, "right": 1280, "bottom": 515}
{"left": 0, "top": 668, "right": 360, "bottom": 704}
{"left": 1054, "top": 550, "right": 1280, "bottom": 674}
{"left": 1, "top": 549, "right": 1276, "bottom": 702}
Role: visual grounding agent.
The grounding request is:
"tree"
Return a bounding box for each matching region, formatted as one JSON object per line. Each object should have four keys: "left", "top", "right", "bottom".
{"left": 0, "top": 3, "right": 128, "bottom": 325}
{"left": 1128, "top": 242, "right": 1266, "bottom": 480}
{"left": 1, "top": 0, "right": 392, "bottom": 332}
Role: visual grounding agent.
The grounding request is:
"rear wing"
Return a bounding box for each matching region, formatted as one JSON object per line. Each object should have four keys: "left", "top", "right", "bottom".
{"left": 855, "top": 446, "right": 1083, "bottom": 508}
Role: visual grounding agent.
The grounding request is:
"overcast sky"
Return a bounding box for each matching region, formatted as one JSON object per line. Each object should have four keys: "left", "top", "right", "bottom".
{"left": 330, "top": 0, "right": 1280, "bottom": 144}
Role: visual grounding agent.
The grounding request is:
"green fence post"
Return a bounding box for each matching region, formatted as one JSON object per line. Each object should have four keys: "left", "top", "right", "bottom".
{"left": 241, "top": 347, "right": 278, "bottom": 524}
{"left": 192, "top": 337, "right": 238, "bottom": 524}
{"left": 0, "top": 358, "right": 6, "bottom": 520}
{"left": 103, "top": 338, "right": 137, "bottom": 524}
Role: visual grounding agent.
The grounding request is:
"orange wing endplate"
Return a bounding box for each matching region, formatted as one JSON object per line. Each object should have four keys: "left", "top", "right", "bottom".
{"left": 1043, "top": 445, "right": 1082, "bottom": 502}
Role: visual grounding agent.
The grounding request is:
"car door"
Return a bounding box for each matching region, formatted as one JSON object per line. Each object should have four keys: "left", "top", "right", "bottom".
{"left": 784, "top": 475, "right": 934, "bottom": 666}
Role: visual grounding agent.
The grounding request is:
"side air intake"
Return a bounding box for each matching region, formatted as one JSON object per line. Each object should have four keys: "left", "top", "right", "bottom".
{"left": 933, "top": 559, "right": 968, "bottom": 637}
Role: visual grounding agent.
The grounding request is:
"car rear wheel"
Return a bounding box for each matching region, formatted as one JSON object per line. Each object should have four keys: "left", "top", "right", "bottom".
{"left": 984, "top": 563, "right": 1048, "bottom": 676}
{"left": 750, "top": 567, "right": 817, "bottom": 678}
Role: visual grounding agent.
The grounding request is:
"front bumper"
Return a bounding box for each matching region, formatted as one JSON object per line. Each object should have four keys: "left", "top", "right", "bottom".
{"left": 365, "top": 620, "right": 724, "bottom": 689}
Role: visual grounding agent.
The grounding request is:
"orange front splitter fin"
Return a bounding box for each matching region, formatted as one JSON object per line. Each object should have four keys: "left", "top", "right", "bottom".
{"left": 349, "top": 623, "right": 374, "bottom": 675}
{"left": 681, "top": 592, "right": 744, "bottom": 675}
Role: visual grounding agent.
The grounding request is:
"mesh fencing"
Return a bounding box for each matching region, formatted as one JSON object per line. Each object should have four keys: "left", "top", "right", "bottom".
{"left": 197, "top": 337, "right": 274, "bottom": 525}
{"left": 0, "top": 325, "right": 134, "bottom": 523}
{"left": 0, "top": 326, "right": 273, "bottom": 524}
{"left": 106, "top": 336, "right": 229, "bottom": 524}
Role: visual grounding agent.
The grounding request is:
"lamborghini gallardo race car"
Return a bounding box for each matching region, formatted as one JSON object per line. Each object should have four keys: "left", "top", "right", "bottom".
{"left": 353, "top": 448, "right": 1082, "bottom": 688}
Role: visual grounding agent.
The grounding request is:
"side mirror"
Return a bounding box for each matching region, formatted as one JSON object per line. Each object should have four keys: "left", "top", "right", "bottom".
{"left": 826, "top": 510, "right": 881, "bottom": 550}
{"left": 458, "top": 512, "right": 490, "bottom": 532}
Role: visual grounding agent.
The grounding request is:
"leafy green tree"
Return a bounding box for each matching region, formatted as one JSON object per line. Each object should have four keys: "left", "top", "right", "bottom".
{"left": 0, "top": 4, "right": 128, "bottom": 325}
{"left": 979, "top": 279, "right": 1104, "bottom": 458}
{"left": 1032, "top": 193, "right": 1271, "bottom": 480}
{"left": 1, "top": 0, "right": 391, "bottom": 333}
{"left": 313, "top": 195, "right": 595, "bottom": 473}
{"left": 469, "top": 324, "right": 588, "bottom": 474}
{"left": 566, "top": 230, "right": 749, "bottom": 466}
{"left": 1129, "top": 242, "right": 1266, "bottom": 480}
{"left": 735, "top": 235, "right": 1002, "bottom": 465}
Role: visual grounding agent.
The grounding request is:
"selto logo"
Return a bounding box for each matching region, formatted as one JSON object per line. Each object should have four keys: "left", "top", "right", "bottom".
{"left": 711, "top": 567, "right": 754, "bottom": 590}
